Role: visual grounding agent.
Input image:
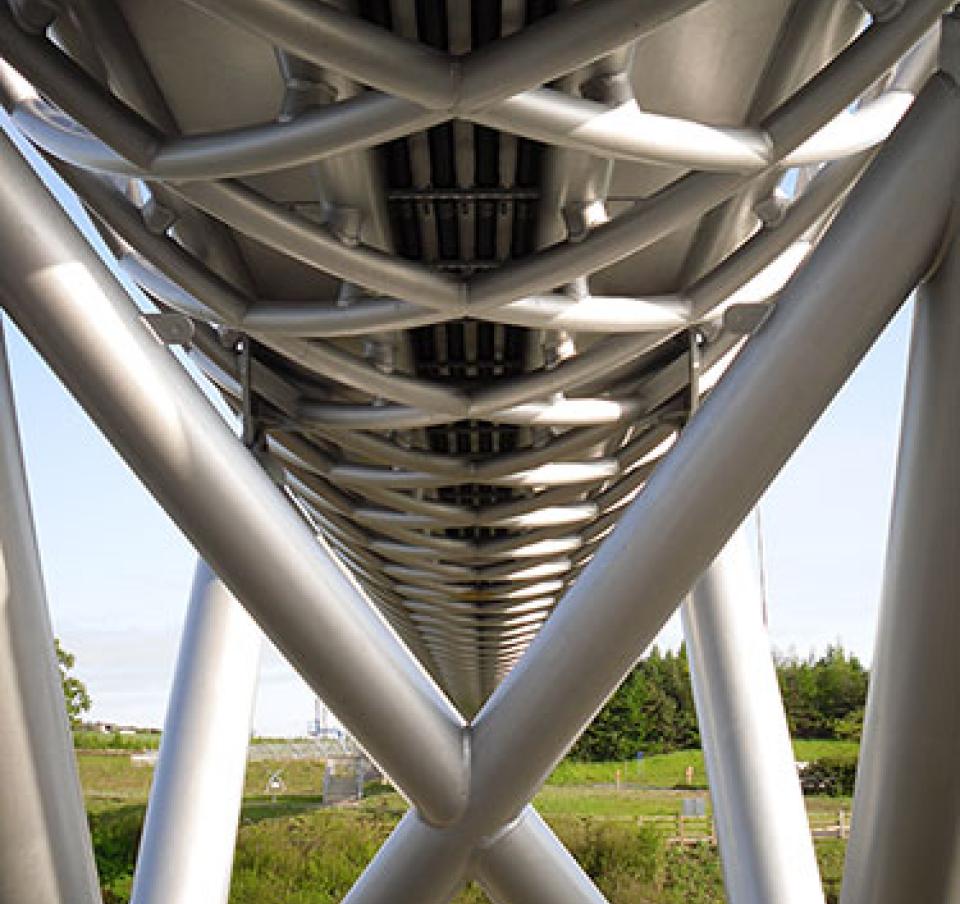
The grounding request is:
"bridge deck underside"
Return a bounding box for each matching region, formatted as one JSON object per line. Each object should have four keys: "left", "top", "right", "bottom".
{"left": 1, "top": 0, "right": 896, "bottom": 718}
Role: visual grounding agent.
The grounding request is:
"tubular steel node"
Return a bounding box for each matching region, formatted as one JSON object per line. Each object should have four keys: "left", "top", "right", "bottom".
{"left": 1, "top": 1, "right": 960, "bottom": 903}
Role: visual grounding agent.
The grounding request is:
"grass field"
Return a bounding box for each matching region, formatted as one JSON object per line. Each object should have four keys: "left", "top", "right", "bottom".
{"left": 549, "top": 740, "right": 859, "bottom": 789}
{"left": 80, "top": 741, "right": 856, "bottom": 903}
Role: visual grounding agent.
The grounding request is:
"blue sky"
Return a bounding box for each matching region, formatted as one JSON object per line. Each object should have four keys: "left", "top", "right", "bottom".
{"left": 1, "top": 116, "right": 914, "bottom": 737}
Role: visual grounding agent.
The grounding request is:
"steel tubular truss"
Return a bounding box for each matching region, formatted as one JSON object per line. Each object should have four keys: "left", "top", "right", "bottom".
{"left": 1, "top": 1, "right": 960, "bottom": 902}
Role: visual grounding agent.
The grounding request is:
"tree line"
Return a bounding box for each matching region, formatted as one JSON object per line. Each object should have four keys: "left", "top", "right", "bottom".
{"left": 570, "top": 643, "right": 868, "bottom": 761}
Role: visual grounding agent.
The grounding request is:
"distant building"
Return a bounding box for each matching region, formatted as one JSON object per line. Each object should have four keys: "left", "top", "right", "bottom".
{"left": 308, "top": 698, "right": 345, "bottom": 741}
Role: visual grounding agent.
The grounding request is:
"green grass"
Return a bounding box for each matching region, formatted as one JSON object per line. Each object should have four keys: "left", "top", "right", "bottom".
{"left": 89, "top": 803, "right": 848, "bottom": 904}
{"left": 550, "top": 751, "right": 710, "bottom": 788}
{"left": 535, "top": 787, "right": 707, "bottom": 819}
{"left": 792, "top": 740, "right": 859, "bottom": 762}
{"left": 78, "top": 753, "right": 331, "bottom": 804}
{"left": 79, "top": 753, "right": 155, "bottom": 801}
{"left": 80, "top": 741, "right": 856, "bottom": 903}
{"left": 74, "top": 731, "right": 161, "bottom": 751}
{"left": 549, "top": 740, "right": 858, "bottom": 789}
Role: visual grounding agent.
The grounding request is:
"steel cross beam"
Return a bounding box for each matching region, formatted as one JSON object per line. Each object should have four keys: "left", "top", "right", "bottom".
{"left": 3, "top": 0, "right": 945, "bottom": 184}
{"left": 3, "top": 41, "right": 960, "bottom": 902}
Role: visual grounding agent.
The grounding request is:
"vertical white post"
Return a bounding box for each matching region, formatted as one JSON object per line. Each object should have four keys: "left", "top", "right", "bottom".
{"left": 0, "top": 319, "right": 102, "bottom": 904}
{"left": 131, "top": 560, "right": 261, "bottom": 904}
{"left": 840, "top": 231, "right": 960, "bottom": 904}
{"left": 682, "top": 526, "right": 823, "bottom": 904}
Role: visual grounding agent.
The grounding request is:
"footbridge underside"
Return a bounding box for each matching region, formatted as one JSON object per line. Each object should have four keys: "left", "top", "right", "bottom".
{"left": 1, "top": 1, "right": 959, "bottom": 902}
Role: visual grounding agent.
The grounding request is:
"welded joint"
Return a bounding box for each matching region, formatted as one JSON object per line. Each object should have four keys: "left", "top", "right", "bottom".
{"left": 754, "top": 187, "right": 791, "bottom": 227}
{"left": 562, "top": 203, "right": 609, "bottom": 243}
{"left": 293, "top": 202, "right": 363, "bottom": 247}
{"left": 279, "top": 76, "right": 338, "bottom": 123}
{"left": 580, "top": 70, "right": 633, "bottom": 105}
{"left": 141, "top": 198, "right": 177, "bottom": 236}
{"left": 475, "top": 810, "right": 526, "bottom": 852}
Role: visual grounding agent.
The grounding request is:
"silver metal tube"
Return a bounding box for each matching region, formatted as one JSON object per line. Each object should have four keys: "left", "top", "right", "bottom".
{"left": 468, "top": 171, "right": 747, "bottom": 310}
{"left": 340, "top": 811, "right": 472, "bottom": 904}
{"left": 5, "top": 35, "right": 918, "bottom": 182}
{"left": 259, "top": 336, "right": 468, "bottom": 415}
{"left": 11, "top": 92, "right": 441, "bottom": 181}
{"left": 762, "top": 0, "right": 951, "bottom": 157}
{"left": 840, "top": 228, "right": 960, "bottom": 904}
{"left": 131, "top": 561, "right": 261, "bottom": 904}
{"left": 475, "top": 808, "right": 610, "bottom": 904}
{"left": 467, "top": 69, "right": 960, "bottom": 832}
{"left": 0, "top": 130, "right": 468, "bottom": 827}
{"left": 0, "top": 4, "right": 158, "bottom": 165}
{"left": 0, "top": 319, "right": 102, "bottom": 904}
{"left": 682, "top": 528, "right": 823, "bottom": 904}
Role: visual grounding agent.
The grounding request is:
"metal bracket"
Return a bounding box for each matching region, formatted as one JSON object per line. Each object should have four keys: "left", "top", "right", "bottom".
{"left": 141, "top": 198, "right": 178, "bottom": 236}
{"left": 754, "top": 188, "right": 790, "bottom": 227}
{"left": 141, "top": 312, "right": 194, "bottom": 347}
{"left": 580, "top": 70, "right": 632, "bottom": 105}
{"left": 294, "top": 202, "right": 363, "bottom": 246}
{"left": 687, "top": 328, "right": 701, "bottom": 419}
{"left": 238, "top": 336, "right": 261, "bottom": 450}
{"left": 723, "top": 303, "right": 773, "bottom": 336}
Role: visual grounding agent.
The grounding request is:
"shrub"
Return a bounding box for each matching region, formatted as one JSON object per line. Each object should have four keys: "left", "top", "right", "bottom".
{"left": 799, "top": 755, "right": 858, "bottom": 797}
{"left": 88, "top": 805, "right": 144, "bottom": 903}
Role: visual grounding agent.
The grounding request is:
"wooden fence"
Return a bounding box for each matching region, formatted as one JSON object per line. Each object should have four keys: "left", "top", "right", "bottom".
{"left": 637, "top": 810, "right": 852, "bottom": 845}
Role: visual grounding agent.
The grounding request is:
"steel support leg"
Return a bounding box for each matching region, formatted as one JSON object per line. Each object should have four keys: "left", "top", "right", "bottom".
{"left": 840, "top": 229, "right": 960, "bottom": 904}
{"left": 683, "top": 527, "right": 823, "bottom": 904}
{"left": 0, "top": 319, "right": 101, "bottom": 904}
{"left": 131, "top": 560, "right": 260, "bottom": 904}
{"left": 0, "top": 129, "right": 467, "bottom": 827}
{"left": 466, "top": 65, "right": 960, "bottom": 835}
